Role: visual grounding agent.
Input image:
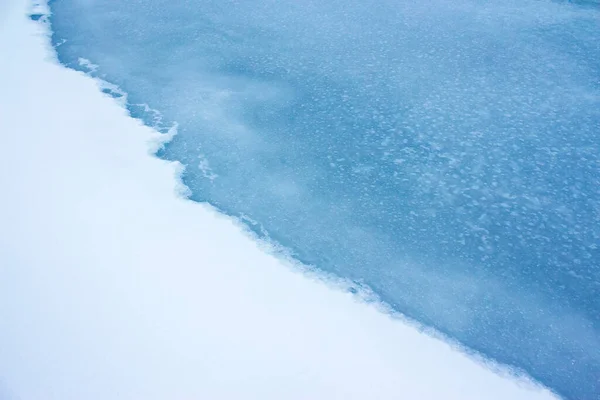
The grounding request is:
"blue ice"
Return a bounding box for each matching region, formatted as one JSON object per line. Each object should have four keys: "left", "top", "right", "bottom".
{"left": 47, "top": 0, "right": 600, "bottom": 398}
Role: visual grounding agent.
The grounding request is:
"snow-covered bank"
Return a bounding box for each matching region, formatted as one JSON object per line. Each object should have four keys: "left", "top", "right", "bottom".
{"left": 0, "top": 1, "right": 557, "bottom": 399}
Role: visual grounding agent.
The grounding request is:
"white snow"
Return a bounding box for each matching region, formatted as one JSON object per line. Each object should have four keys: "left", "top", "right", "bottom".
{"left": 0, "top": 1, "right": 559, "bottom": 399}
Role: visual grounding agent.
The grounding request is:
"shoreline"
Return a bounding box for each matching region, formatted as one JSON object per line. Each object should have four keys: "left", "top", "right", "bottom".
{"left": 0, "top": 1, "right": 558, "bottom": 399}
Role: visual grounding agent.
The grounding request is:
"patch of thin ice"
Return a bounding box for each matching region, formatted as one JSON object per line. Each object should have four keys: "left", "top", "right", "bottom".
{"left": 0, "top": 1, "right": 559, "bottom": 399}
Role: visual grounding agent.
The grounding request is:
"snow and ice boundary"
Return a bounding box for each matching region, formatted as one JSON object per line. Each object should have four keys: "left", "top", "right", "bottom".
{"left": 0, "top": 1, "right": 558, "bottom": 399}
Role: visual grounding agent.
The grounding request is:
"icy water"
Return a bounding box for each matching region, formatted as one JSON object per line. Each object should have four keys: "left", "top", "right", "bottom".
{"left": 46, "top": 0, "right": 599, "bottom": 398}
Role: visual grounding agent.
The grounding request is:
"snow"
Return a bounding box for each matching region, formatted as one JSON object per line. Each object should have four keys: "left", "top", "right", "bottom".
{"left": 0, "top": 1, "right": 558, "bottom": 399}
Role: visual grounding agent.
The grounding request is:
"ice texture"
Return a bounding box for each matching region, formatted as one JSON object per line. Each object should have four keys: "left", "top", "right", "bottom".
{"left": 1, "top": 2, "right": 561, "bottom": 399}
{"left": 47, "top": 0, "right": 600, "bottom": 398}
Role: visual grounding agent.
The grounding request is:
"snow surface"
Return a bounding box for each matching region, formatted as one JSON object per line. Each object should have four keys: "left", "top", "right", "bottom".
{"left": 0, "top": 1, "right": 558, "bottom": 399}
{"left": 44, "top": 1, "right": 600, "bottom": 397}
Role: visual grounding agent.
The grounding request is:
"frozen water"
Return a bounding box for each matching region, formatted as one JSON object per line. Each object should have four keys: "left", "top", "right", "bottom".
{"left": 0, "top": 1, "right": 559, "bottom": 399}
{"left": 46, "top": 0, "right": 600, "bottom": 398}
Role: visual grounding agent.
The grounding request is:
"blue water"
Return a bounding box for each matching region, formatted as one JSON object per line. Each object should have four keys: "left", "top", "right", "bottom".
{"left": 46, "top": 0, "right": 599, "bottom": 398}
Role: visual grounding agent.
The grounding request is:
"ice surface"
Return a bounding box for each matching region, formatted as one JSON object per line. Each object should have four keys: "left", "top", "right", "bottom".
{"left": 43, "top": 0, "right": 600, "bottom": 398}
{"left": 10, "top": 0, "right": 600, "bottom": 399}
{"left": 0, "top": 1, "right": 560, "bottom": 399}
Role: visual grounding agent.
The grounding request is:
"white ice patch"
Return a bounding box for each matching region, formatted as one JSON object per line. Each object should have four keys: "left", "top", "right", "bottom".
{"left": 77, "top": 57, "right": 98, "bottom": 73}
{"left": 198, "top": 154, "right": 218, "bottom": 181}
